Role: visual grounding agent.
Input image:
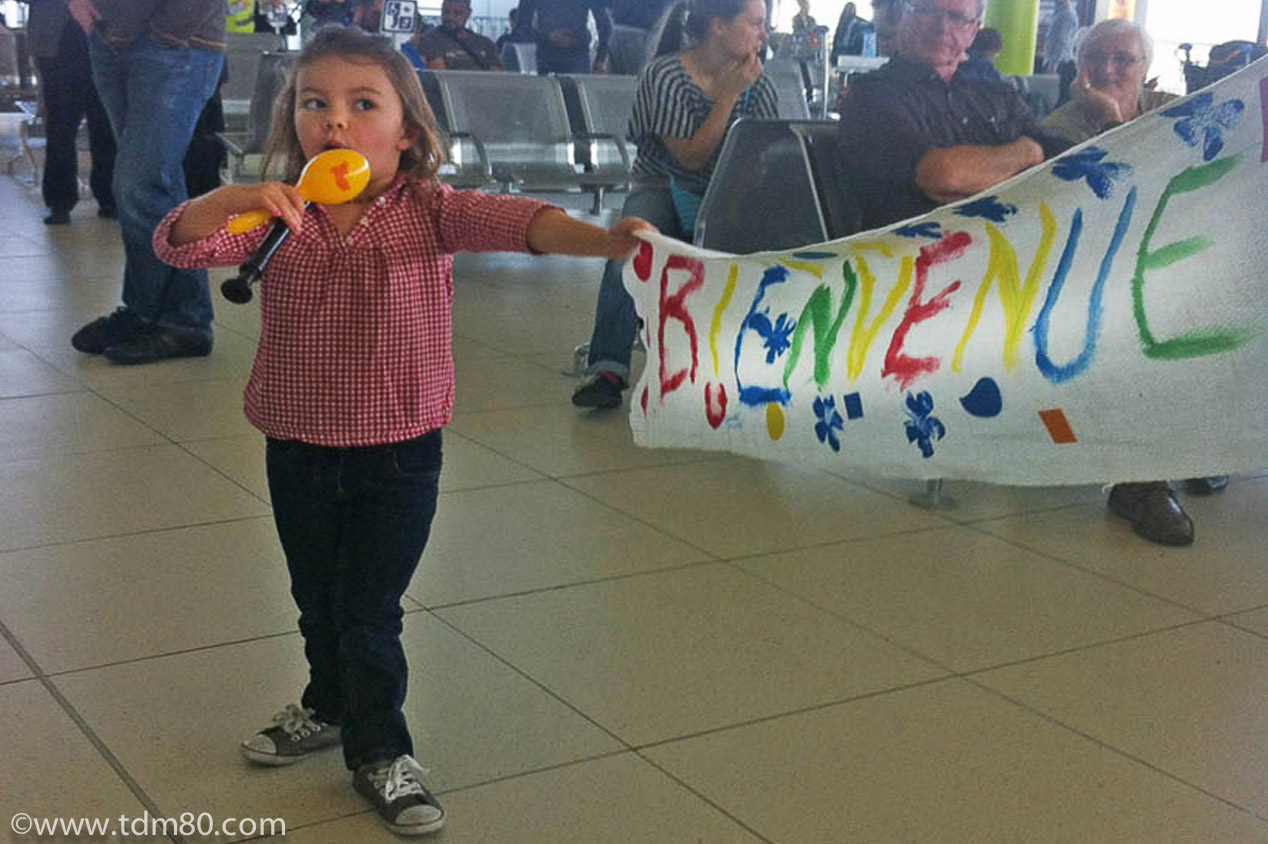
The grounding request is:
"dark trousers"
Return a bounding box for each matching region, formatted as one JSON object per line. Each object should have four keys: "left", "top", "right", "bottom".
{"left": 536, "top": 44, "right": 592, "bottom": 75}
{"left": 36, "top": 23, "right": 115, "bottom": 214}
{"left": 265, "top": 430, "right": 443, "bottom": 770}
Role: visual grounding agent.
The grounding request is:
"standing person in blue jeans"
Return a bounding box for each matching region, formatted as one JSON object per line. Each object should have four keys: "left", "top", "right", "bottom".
{"left": 517, "top": 0, "right": 613, "bottom": 74}
{"left": 572, "top": 0, "right": 778, "bottom": 409}
{"left": 67, "top": 0, "right": 225, "bottom": 365}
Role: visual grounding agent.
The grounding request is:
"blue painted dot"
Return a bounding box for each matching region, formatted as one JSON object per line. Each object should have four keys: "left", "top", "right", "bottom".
{"left": 959, "top": 377, "right": 1003, "bottom": 418}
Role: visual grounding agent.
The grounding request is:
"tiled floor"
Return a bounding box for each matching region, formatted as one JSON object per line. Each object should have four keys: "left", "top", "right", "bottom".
{"left": 1, "top": 120, "right": 1265, "bottom": 842}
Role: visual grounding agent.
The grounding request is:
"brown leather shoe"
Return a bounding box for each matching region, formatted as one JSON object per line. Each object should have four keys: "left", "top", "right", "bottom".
{"left": 1107, "top": 482, "right": 1194, "bottom": 546}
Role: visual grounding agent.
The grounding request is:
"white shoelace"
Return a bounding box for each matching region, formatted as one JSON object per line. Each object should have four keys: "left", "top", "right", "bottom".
{"left": 370, "top": 755, "right": 431, "bottom": 802}
{"left": 273, "top": 704, "right": 324, "bottom": 737}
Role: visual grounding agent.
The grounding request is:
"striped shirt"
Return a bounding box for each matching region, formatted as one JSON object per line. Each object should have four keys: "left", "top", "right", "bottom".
{"left": 630, "top": 54, "right": 779, "bottom": 194}
{"left": 154, "top": 177, "right": 553, "bottom": 447}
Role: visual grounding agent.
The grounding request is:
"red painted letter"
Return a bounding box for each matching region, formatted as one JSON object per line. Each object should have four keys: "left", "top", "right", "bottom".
{"left": 882, "top": 232, "right": 971, "bottom": 390}
{"left": 659, "top": 255, "right": 704, "bottom": 399}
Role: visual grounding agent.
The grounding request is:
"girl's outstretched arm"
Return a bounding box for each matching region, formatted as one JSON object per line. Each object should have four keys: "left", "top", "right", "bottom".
{"left": 168, "top": 183, "right": 306, "bottom": 246}
{"left": 526, "top": 208, "right": 656, "bottom": 262}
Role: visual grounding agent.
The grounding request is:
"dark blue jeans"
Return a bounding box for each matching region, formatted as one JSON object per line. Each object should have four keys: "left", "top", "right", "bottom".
{"left": 584, "top": 186, "right": 682, "bottom": 382}
{"left": 89, "top": 32, "right": 222, "bottom": 336}
{"left": 266, "top": 431, "right": 443, "bottom": 770}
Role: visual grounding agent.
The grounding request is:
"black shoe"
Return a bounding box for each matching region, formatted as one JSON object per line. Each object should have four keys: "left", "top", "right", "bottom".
{"left": 1107, "top": 482, "right": 1194, "bottom": 547}
{"left": 103, "top": 323, "right": 212, "bottom": 365}
{"left": 71, "top": 307, "right": 145, "bottom": 354}
{"left": 1183, "top": 475, "right": 1229, "bottom": 495}
{"left": 571, "top": 372, "right": 625, "bottom": 409}
{"left": 97, "top": 206, "right": 118, "bottom": 219}
{"left": 353, "top": 756, "right": 445, "bottom": 836}
{"left": 43, "top": 210, "right": 71, "bottom": 225}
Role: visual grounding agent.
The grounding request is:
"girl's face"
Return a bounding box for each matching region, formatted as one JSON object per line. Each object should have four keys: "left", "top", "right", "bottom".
{"left": 713, "top": 0, "right": 768, "bottom": 61}
{"left": 294, "top": 56, "right": 413, "bottom": 196}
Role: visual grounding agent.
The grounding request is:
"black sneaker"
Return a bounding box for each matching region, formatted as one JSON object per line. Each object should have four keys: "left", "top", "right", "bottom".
{"left": 44, "top": 209, "right": 71, "bottom": 225}
{"left": 71, "top": 307, "right": 145, "bottom": 354}
{"left": 240, "top": 704, "right": 341, "bottom": 766}
{"left": 353, "top": 755, "right": 445, "bottom": 836}
{"left": 1183, "top": 475, "right": 1230, "bottom": 495}
{"left": 571, "top": 371, "right": 625, "bottom": 409}
{"left": 97, "top": 206, "right": 118, "bottom": 219}
{"left": 103, "top": 323, "right": 212, "bottom": 365}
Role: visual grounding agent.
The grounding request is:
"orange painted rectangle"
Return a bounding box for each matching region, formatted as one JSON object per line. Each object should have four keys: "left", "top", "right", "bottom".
{"left": 1038, "top": 409, "right": 1077, "bottom": 444}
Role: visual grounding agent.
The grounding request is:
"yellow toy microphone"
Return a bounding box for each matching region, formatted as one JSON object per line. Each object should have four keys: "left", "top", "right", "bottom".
{"left": 221, "top": 149, "right": 371, "bottom": 304}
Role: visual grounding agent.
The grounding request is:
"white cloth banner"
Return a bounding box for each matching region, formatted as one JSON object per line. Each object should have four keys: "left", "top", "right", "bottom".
{"left": 625, "top": 60, "right": 1268, "bottom": 485}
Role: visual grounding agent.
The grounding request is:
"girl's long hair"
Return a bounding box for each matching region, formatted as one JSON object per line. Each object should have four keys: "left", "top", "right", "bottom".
{"left": 261, "top": 26, "right": 446, "bottom": 187}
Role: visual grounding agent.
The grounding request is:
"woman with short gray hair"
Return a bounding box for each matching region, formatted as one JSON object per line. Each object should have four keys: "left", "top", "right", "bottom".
{"left": 1042, "top": 17, "right": 1172, "bottom": 144}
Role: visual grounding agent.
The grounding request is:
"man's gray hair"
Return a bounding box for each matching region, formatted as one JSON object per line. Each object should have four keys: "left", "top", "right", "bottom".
{"left": 1076, "top": 18, "right": 1155, "bottom": 69}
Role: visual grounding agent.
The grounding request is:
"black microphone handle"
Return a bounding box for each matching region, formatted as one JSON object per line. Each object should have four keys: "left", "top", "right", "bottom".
{"left": 221, "top": 204, "right": 309, "bottom": 304}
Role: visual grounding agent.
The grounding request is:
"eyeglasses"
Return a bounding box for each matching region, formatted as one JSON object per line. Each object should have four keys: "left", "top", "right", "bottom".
{"left": 903, "top": 2, "right": 980, "bottom": 31}
{"left": 1082, "top": 51, "right": 1144, "bottom": 68}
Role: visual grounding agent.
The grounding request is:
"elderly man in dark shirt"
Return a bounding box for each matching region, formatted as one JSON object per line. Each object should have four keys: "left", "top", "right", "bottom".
{"left": 837, "top": 0, "right": 1068, "bottom": 231}
{"left": 517, "top": 0, "right": 613, "bottom": 74}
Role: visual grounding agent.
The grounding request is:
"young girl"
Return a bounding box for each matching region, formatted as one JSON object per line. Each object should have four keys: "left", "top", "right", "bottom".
{"left": 154, "top": 26, "right": 649, "bottom": 836}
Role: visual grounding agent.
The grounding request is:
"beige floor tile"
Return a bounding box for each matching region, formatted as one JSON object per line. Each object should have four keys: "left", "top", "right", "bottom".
{"left": 453, "top": 355, "right": 575, "bottom": 414}
{"left": 977, "top": 623, "right": 1268, "bottom": 817}
{"left": 440, "top": 431, "right": 545, "bottom": 490}
{"left": 0, "top": 277, "right": 122, "bottom": 314}
{"left": 7, "top": 318, "right": 259, "bottom": 393}
{"left": 0, "top": 681, "right": 151, "bottom": 832}
{"left": 0, "top": 445, "right": 269, "bottom": 550}
{"left": 438, "top": 564, "right": 944, "bottom": 746}
{"left": 0, "top": 348, "right": 80, "bottom": 398}
{"left": 645, "top": 678, "right": 1266, "bottom": 844}
{"left": 852, "top": 476, "right": 1106, "bottom": 522}
{"left": 450, "top": 334, "right": 510, "bottom": 362}
{"left": 451, "top": 404, "right": 711, "bottom": 478}
{"left": 281, "top": 753, "right": 765, "bottom": 844}
{"left": 977, "top": 478, "right": 1268, "bottom": 615}
{"left": 563, "top": 457, "right": 949, "bottom": 558}
{"left": 0, "top": 331, "right": 20, "bottom": 351}
{"left": 738, "top": 526, "right": 1200, "bottom": 672}
{"left": 98, "top": 378, "right": 259, "bottom": 441}
{"left": 415, "top": 480, "right": 709, "bottom": 606}
{"left": 53, "top": 615, "right": 620, "bottom": 828}
{"left": 1226, "top": 607, "right": 1268, "bottom": 638}
{"left": 0, "top": 637, "right": 32, "bottom": 683}
{"left": 0, "top": 391, "right": 165, "bottom": 462}
{"left": 0, "top": 518, "right": 295, "bottom": 673}
{"left": 184, "top": 435, "right": 270, "bottom": 501}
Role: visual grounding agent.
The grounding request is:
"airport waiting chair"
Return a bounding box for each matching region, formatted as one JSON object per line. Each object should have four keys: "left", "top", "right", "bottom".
{"left": 558, "top": 74, "right": 637, "bottom": 212}
{"left": 499, "top": 41, "right": 537, "bottom": 74}
{"left": 222, "top": 32, "right": 288, "bottom": 133}
{"left": 1008, "top": 73, "right": 1061, "bottom": 118}
{"left": 763, "top": 58, "right": 811, "bottom": 121}
{"left": 694, "top": 118, "right": 836, "bottom": 254}
{"left": 216, "top": 51, "right": 294, "bottom": 182}
{"left": 424, "top": 70, "right": 578, "bottom": 193}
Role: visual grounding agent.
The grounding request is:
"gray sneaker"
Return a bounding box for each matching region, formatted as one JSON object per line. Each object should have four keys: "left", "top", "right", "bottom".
{"left": 353, "top": 755, "right": 445, "bottom": 836}
{"left": 240, "top": 704, "right": 341, "bottom": 766}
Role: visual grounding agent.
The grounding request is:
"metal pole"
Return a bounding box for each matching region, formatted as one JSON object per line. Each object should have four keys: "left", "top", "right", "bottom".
{"left": 1260, "top": 0, "right": 1268, "bottom": 46}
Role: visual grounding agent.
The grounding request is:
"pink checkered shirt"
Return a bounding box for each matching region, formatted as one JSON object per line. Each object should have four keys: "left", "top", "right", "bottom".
{"left": 155, "top": 176, "right": 553, "bottom": 447}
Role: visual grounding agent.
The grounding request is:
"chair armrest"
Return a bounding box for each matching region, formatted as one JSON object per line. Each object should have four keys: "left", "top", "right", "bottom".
{"left": 213, "top": 132, "right": 248, "bottom": 160}
{"left": 574, "top": 131, "right": 632, "bottom": 172}
{"left": 444, "top": 131, "right": 493, "bottom": 180}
